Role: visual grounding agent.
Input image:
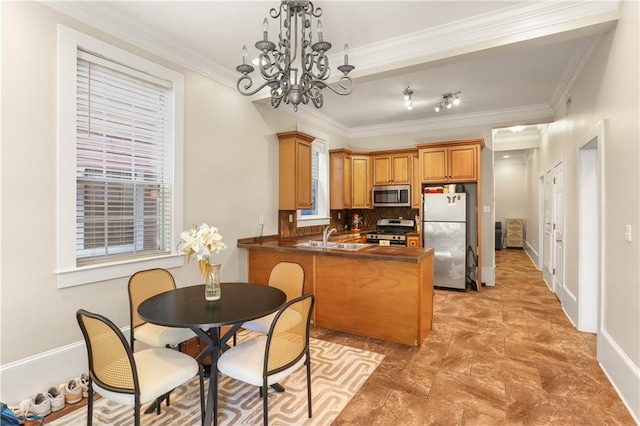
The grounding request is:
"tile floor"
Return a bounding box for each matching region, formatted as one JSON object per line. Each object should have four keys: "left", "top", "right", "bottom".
{"left": 316, "top": 249, "right": 635, "bottom": 425}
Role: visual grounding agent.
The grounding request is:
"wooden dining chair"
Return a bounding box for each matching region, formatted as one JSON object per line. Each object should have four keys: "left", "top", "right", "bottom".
{"left": 241, "top": 261, "right": 305, "bottom": 334}
{"left": 218, "top": 294, "right": 315, "bottom": 425}
{"left": 76, "top": 309, "right": 205, "bottom": 426}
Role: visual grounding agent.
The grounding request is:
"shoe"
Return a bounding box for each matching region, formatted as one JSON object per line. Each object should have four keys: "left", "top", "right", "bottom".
{"left": 77, "top": 373, "right": 90, "bottom": 398}
{"left": 47, "top": 386, "right": 65, "bottom": 412}
{"left": 59, "top": 379, "right": 82, "bottom": 404}
{"left": 28, "top": 393, "right": 51, "bottom": 417}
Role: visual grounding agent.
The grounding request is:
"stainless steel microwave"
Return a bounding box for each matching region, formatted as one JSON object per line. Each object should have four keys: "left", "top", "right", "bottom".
{"left": 372, "top": 185, "right": 411, "bottom": 207}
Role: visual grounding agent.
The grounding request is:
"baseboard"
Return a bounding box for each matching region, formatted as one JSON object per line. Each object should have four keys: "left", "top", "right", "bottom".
{"left": 560, "top": 285, "right": 579, "bottom": 327}
{"left": 481, "top": 266, "right": 495, "bottom": 286}
{"left": 598, "top": 329, "right": 640, "bottom": 423}
{"left": 0, "top": 325, "right": 131, "bottom": 405}
{"left": 524, "top": 241, "right": 540, "bottom": 270}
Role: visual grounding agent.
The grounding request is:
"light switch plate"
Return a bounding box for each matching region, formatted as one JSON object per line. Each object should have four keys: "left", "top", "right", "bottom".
{"left": 483, "top": 205, "right": 490, "bottom": 213}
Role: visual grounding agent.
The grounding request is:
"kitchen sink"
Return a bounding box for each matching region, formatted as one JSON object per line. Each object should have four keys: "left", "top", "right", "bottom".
{"left": 330, "top": 243, "right": 369, "bottom": 250}
{"left": 294, "top": 241, "right": 369, "bottom": 251}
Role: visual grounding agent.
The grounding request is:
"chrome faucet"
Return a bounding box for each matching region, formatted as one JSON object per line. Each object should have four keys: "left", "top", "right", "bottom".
{"left": 323, "top": 226, "right": 337, "bottom": 247}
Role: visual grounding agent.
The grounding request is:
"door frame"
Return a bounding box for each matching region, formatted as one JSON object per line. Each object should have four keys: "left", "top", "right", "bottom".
{"left": 577, "top": 119, "right": 605, "bottom": 333}
{"left": 552, "top": 159, "right": 565, "bottom": 297}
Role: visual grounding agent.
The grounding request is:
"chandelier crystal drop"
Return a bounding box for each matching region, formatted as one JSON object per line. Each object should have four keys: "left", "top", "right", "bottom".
{"left": 236, "top": 0, "right": 355, "bottom": 111}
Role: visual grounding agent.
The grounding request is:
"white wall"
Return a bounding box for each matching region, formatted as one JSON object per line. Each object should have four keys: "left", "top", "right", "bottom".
{"left": 494, "top": 159, "right": 527, "bottom": 246}
{"left": 532, "top": 1, "right": 639, "bottom": 419}
{"left": 0, "top": 1, "right": 348, "bottom": 403}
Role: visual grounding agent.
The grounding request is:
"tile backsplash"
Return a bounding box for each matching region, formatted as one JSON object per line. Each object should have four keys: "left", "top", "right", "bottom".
{"left": 278, "top": 208, "right": 419, "bottom": 238}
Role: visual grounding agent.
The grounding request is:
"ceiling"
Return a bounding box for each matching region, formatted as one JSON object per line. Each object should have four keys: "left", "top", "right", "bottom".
{"left": 48, "top": 1, "right": 619, "bottom": 139}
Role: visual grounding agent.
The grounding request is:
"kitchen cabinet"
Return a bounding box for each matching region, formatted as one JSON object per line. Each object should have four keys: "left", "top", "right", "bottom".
{"left": 372, "top": 151, "right": 412, "bottom": 185}
{"left": 417, "top": 140, "right": 481, "bottom": 183}
{"left": 406, "top": 235, "right": 420, "bottom": 248}
{"left": 278, "top": 131, "right": 314, "bottom": 210}
{"left": 412, "top": 153, "right": 421, "bottom": 209}
{"left": 329, "top": 149, "right": 352, "bottom": 209}
{"left": 351, "top": 154, "right": 372, "bottom": 209}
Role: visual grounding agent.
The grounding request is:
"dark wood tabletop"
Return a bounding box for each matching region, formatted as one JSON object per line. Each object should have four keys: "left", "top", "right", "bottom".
{"left": 137, "top": 282, "right": 286, "bottom": 330}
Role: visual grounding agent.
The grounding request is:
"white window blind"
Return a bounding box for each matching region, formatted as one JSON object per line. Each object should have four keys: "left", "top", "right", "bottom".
{"left": 75, "top": 51, "right": 173, "bottom": 265}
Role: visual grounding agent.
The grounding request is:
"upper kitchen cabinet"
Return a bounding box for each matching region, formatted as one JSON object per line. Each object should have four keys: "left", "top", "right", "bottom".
{"left": 411, "top": 153, "right": 421, "bottom": 210}
{"left": 372, "top": 151, "right": 413, "bottom": 185}
{"left": 416, "top": 139, "right": 484, "bottom": 184}
{"left": 329, "top": 149, "right": 352, "bottom": 209}
{"left": 278, "top": 131, "right": 314, "bottom": 210}
{"left": 351, "top": 154, "right": 372, "bottom": 209}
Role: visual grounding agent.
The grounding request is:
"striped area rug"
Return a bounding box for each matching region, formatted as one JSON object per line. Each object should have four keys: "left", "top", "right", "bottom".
{"left": 49, "top": 336, "right": 384, "bottom": 425}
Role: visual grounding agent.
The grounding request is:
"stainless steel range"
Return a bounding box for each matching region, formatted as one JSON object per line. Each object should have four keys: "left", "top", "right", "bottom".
{"left": 366, "top": 219, "right": 415, "bottom": 246}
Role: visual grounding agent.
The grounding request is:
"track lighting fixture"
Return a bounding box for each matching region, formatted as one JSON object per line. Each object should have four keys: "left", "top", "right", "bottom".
{"left": 403, "top": 86, "right": 413, "bottom": 110}
{"left": 434, "top": 91, "right": 462, "bottom": 112}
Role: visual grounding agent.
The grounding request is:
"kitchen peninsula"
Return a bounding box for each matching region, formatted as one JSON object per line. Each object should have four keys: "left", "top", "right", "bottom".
{"left": 237, "top": 236, "right": 434, "bottom": 347}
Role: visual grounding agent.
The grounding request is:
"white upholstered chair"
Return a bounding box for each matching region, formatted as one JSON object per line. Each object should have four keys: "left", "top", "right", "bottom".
{"left": 218, "top": 294, "right": 315, "bottom": 425}
{"left": 76, "top": 309, "right": 204, "bottom": 426}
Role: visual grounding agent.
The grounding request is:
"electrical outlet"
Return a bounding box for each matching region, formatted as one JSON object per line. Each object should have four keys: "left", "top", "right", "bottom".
{"left": 482, "top": 205, "right": 490, "bottom": 213}
{"left": 259, "top": 215, "right": 265, "bottom": 225}
{"left": 337, "top": 212, "right": 341, "bottom": 220}
{"left": 288, "top": 214, "right": 293, "bottom": 223}
{"left": 625, "top": 224, "right": 632, "bottom": 243}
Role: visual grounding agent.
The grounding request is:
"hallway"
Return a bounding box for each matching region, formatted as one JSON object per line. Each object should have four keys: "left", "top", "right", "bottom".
{"left": 325, "top": 249, "right": 635, "bottom": 424}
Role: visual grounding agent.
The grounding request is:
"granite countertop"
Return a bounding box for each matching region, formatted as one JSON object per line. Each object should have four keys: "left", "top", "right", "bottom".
{"left": 237, "top": 233, "right": 433, "bottom": 264}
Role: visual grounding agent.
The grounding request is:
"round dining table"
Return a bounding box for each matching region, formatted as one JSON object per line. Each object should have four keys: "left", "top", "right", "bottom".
{"left": 138, "top": 282, "right": 287, "bottom": 426}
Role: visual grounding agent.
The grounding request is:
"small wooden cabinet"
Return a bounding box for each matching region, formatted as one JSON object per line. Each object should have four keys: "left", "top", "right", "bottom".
{"left": 506, "top": 219, "right": 524, "bottom": 248}
{"left": 372, "top": 152, "right": 412, "bottom": 185}
{"left": 417, "top": 141, "right": 480, "bottom": 183}
{"left": 351, "top": 154, "right": 372, "bottom": 209}
{"left": 329, "top": 149, "right": 352, "bottom": 209}
{"left": 406, "top": 235, "right": 420, "bottom": 248}
{"left": 278, "top": 131, "right": 314, "bottom": 210}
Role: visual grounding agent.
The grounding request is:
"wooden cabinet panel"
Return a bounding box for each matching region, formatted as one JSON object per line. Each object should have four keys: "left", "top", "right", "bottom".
{"left": 278, "top": 131, "right": 314, "bottom": 210}
{"left": 406, "top": 235, "right": 420, "bottom": 248}
{"left": 351, "top": 155, "right": 371, "bottom": 209}
{"left": 372, "top": 154, "right": 411, "bottom": 184}
{"left": 329, "top": 149, "right": 352, "bottom": 209}
{"left": 448, "top": 145, "right": 477, "bottom": 182}
{"left": 412, "top": 154, "right": 421, "bottom": 209}
{"left": 419, "top": 148, "right": 448, "bottom": 182}
{"left": 296, "top": 140, "right": 312, "bottom": 207}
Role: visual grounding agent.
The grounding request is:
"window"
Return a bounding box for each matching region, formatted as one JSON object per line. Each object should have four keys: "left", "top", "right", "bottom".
{"left": 297, "top": 138, "right": 330, "bottom": 227}
{"left": 57, "top": 26, "right": 184, "bottom": 288}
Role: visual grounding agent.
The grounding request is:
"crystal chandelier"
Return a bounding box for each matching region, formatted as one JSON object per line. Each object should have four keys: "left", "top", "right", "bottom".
{"left": 236, "top": 0, "right": 355, "bottom": 111}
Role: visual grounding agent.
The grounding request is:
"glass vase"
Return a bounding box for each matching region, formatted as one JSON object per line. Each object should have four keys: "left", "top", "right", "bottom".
{"left": 204, "top": 263, "right": 221, "bottom": 301}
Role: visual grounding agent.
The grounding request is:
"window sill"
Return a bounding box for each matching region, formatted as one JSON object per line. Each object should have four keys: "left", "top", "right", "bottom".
{"left": 296, "top": 217, "right": 330, "bottom": 228}
{"left": 56, "top": 254, "right": 185, "bottom": 288}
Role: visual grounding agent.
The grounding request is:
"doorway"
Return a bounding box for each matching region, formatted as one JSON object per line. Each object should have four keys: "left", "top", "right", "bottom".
{"left": 577, "top": 120, "right": 604, "bottom": 333}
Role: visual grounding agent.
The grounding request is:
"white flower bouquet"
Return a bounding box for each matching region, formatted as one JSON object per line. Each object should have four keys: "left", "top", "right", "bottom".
{"left": 179, "top": 223, "right": 227, "bottom": 277}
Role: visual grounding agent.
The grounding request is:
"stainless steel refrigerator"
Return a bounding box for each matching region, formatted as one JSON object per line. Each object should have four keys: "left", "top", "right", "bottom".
{"left": 422, "top": 193, "right": 467, "bottom": 290}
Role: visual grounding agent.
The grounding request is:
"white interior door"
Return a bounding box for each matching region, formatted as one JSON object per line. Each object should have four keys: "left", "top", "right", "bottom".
{"left": 543, "top": 169, "right": 553, "bottom": 289}
{"left": 553, "top": 162, "right": 564, "bottom": 295}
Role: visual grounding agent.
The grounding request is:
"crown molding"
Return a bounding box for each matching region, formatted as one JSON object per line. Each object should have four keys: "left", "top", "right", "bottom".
{"left": 348, "top": 104, "right": 554, "bottom": 140}
{"left": 343, "top": 1, "right": 619, "bottom": 79}
{"left": 43, "top": 1, "right": 238, "bottom": 89}
{"left": 549, "top": 34, "right": 602, "bottom": 114}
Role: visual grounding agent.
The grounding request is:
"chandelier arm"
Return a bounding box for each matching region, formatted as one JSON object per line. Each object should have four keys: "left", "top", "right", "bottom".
{"left": 236, "top": 75, "right": 278, "bottom": 96}
{"left": 316, "top": 75, "right": 355, "bottom": 96}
